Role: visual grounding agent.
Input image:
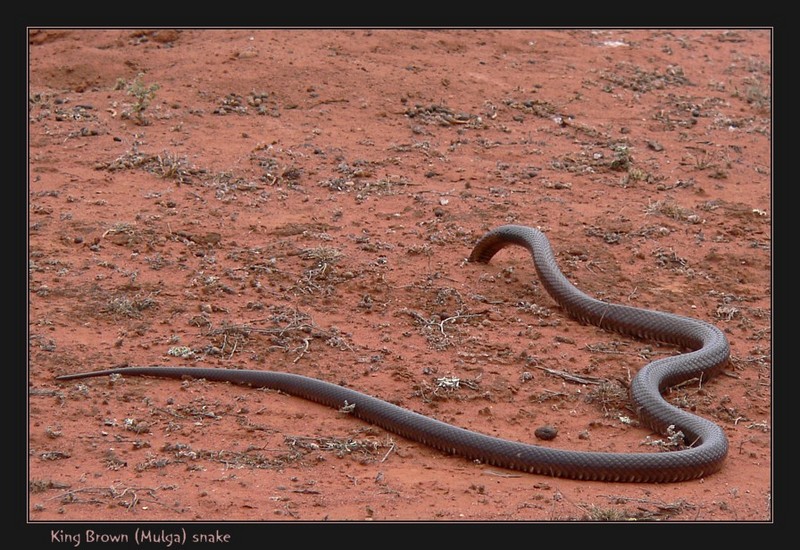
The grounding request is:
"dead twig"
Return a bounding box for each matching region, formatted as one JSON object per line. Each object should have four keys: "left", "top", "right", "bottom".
{"left": 47, "top": 484, "right": 177, "bottom": 512}
{"left": 532, "top": 365, "right": 607, "bottom": 385}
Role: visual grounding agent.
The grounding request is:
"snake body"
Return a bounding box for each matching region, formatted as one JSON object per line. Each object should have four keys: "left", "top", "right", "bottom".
{"left": 56, "top": 225, "right": 729, "bottom": 482}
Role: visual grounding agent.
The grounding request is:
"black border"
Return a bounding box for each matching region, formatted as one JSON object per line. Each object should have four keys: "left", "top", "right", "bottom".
{"left": 17, "top": 18, "right": 785, "bottom": 544}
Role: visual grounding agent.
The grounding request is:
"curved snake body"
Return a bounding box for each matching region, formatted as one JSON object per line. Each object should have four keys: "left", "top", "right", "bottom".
{"left": 56, "top": 225, "right": 729, "bottom": 482}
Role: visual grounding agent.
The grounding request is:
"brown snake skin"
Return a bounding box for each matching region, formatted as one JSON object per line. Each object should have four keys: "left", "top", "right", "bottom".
{"left": 56, "top": 225, "right": 730, "bottom": 482}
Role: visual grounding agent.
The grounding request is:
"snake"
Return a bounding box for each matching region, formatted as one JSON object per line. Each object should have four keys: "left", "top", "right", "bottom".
{"left": 55, "top": 225, "right": 730, "bottom": 482}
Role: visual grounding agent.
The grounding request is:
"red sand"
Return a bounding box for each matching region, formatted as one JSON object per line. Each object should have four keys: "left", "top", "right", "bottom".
{"left": 29, "top": 29, "right": 771, "bottom": 523}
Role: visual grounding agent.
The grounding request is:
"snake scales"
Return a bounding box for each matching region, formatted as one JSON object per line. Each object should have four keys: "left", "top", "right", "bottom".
{"left": 56, "top": 225, "right": 730, "bottom": 482}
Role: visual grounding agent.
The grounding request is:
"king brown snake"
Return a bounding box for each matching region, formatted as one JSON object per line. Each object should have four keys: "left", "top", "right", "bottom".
{"left": 56, "top": 225, "right": 730, "bottom": 482}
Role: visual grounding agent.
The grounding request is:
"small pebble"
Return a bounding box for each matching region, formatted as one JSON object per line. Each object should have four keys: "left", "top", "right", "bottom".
{"left": 534, "top": 425, "right": 558, "bottom": 441}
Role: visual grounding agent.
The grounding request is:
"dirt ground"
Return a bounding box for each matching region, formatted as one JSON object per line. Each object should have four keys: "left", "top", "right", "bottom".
{"left": 28, "top": 28, "right": 771, "bottom": 526}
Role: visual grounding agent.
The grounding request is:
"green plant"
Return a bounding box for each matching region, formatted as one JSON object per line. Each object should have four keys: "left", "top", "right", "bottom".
{"left": 119, "top": 73, "right": 160, "bottom": 125}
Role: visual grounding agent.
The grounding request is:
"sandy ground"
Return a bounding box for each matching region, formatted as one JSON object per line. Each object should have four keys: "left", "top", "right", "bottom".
{"left": 28, "top": 28, "right": 771, "bottom": 528}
